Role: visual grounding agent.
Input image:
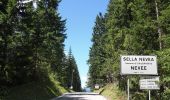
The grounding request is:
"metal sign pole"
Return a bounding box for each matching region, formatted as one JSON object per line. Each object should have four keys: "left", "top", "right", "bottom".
{"left": 127, "top": 78, "right": 130, "bottom": 100}
{"left": 149, "top": 90, "right": 151, "bottom": 100}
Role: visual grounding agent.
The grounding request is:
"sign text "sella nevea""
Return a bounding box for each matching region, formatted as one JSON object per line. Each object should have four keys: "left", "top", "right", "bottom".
{"left": 121, "top": 55, "right": 157, "bottom": 75}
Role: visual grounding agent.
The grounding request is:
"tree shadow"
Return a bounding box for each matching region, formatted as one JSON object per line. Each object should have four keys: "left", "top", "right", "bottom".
{"left": 52, "top": 96, "right": 89, "bottom": 100}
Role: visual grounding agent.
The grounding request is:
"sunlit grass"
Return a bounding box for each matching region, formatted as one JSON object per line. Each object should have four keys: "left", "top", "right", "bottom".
{"left": 94, "top": 84, "right": 127, "bottom": 100}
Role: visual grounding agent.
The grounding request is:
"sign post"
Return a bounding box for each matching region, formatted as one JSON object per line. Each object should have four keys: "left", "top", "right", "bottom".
{"left": 140, "top": 76, "right": 160, "bottom": 100}
{"left": 127, "top": 78, "right": 129, "bottom": 100}
{"left": 149, "top": 90, "right": 151, "bottom": 100}
{"left": 120, "top": 55, "right": 158, "bottom": 100}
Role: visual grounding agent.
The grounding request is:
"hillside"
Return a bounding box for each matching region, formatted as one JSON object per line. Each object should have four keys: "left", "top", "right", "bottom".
{"left": 2, "top": 76, "right": 68, "bottom": 100}
{"left": 94, "top": 84, "right": 127, "bottom": 100}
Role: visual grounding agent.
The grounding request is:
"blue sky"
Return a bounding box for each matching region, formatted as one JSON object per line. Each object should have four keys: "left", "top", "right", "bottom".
{"left": 59, "top": 0, "right": 109, "bottom": 88}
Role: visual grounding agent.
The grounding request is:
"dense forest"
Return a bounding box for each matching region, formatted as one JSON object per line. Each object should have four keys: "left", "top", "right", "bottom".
{"left": 0, "top": 0, "right": 81, "bottom": 99}
{"left": 88, "top": 0, "right": 170, "bottom": 100}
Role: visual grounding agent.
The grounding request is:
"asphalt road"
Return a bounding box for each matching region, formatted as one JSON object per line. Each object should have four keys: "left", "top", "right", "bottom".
{"left": 51, "top": 92, "right": 107, "bottom": 100}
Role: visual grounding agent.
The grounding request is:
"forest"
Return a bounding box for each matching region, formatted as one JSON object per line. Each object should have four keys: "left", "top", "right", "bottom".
{"left": 88, "top": 0, "right": 170, "bottom": 100}
{"left": 0, "top": 0, "right": 81, "bottom": 99}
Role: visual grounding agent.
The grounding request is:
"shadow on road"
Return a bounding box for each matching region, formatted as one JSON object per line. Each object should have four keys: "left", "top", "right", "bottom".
{"left": 51, "top": 92, "right": 106, "bottom": 100}
{"left": 52, "top": 96, "right": 88, "bottom": 100}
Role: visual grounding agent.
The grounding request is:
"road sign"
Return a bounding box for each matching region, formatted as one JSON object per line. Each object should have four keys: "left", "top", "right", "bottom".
{"left": 70, "top": 86, "right": 73, "bottom": 89}
{"left": 140, "top": 76, "right": 160, "bottom": 90}
{"left": 120, "top": 55, "right": 158, "bottom": 75}
{"left": 94, "top": 84, "right": 100, "bottom": 89}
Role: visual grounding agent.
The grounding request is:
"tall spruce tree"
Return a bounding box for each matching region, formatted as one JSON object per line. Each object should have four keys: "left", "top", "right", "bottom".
{"left": 66, "top": 48, "right": 81, "bottom": 91}
{"left": 88, "top": 13, "right": 107, "bottom": 87}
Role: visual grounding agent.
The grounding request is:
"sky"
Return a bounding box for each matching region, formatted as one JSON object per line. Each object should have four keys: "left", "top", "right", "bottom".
{"left": 59, "top": 0, "right": 109, "bottom": 88}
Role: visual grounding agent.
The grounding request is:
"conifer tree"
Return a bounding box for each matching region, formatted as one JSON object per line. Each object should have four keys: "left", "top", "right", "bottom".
{"left": 66, "top": 48, "right": 81, "bottom": 91}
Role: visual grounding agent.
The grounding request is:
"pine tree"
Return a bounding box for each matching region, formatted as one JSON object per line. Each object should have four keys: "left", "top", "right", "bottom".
{"left": 66, "top": 48, "right": 81, "bottom": 91}
{"left": 88, "top": 13, "right": 107, "bottom": 87}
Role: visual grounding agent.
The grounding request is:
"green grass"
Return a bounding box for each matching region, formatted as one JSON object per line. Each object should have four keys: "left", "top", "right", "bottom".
{"left": 94, "top": 84, "right": 127, "bottom": 100}
{"left": 4, "top": 76, "right": 68, "bottom": 100}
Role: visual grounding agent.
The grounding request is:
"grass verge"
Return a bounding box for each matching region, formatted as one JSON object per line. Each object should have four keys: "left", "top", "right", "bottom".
{"left": 94, "top": 84, "right": 127, "bottom": 100}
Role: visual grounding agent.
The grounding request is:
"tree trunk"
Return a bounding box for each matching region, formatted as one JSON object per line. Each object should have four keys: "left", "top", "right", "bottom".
{"left": 155, "top": 0, "right": 163, "bottom": 50}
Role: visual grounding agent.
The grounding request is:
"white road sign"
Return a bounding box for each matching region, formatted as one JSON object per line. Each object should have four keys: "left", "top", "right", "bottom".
{"left": 94, "top": 84, "right": 100, "bottom": 89}
{"left": 120, "top": 55, "right": 158, "bottom": 75}
{"left": 140, "top": 76, "right": 160, "bottom": 90}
